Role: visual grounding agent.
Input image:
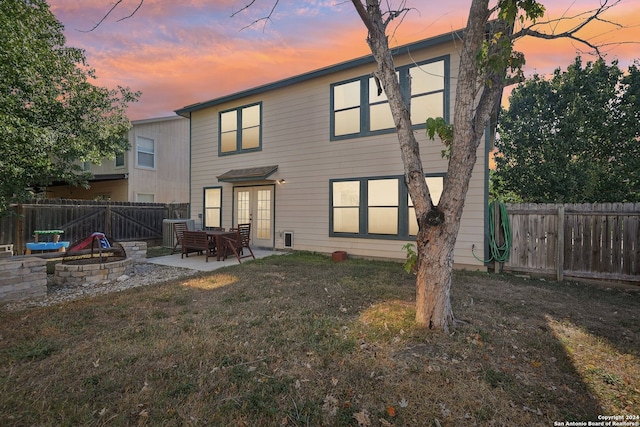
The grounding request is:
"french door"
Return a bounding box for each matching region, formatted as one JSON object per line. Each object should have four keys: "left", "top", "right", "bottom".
{"left": 233, "top": 185, "right": 275, "bottom": 248}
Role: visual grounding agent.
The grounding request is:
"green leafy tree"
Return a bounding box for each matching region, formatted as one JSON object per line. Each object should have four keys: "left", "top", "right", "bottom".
{"left": 0, "top": 0, "right": 139, "bottom": 214}
{"left": 493, "top": 57, "right": 640, "bottom": 203}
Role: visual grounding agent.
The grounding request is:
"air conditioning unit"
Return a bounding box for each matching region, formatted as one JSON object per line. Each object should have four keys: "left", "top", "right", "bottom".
{"left": 283, "top": 231, "right": 294, "bottom": 249}
{"left": 163, "top": 219, "right": 195, "bottom": 248}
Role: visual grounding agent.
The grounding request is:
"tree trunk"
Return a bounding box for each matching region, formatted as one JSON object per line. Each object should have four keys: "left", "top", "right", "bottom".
{"left": 353, "top": 0, "right": 507, "bottom": 332}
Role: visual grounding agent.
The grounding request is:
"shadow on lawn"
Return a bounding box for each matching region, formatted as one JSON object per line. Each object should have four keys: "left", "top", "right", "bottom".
{"left": 453, "top": 270, "right": 639, "bottom": 419}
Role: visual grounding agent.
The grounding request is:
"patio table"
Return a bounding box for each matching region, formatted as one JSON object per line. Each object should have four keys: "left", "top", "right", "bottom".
{"left": 205, "top": 230, "right": 236, "bottom": 261}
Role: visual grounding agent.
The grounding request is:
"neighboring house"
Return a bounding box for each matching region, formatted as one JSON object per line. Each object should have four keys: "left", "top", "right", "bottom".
{"left": 47, "top": 116, "right": 189, "bottom": 203}
{"left": 176, "top": 29, "right": 492, "bottom": 267}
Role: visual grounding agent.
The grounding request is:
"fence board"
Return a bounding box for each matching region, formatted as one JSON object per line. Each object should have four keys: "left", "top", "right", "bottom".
{"left": 504, "top": 203, "right": 640, "bottom": 285}
{"left": 0, "top": 199, "right": 189, "bottom": 254}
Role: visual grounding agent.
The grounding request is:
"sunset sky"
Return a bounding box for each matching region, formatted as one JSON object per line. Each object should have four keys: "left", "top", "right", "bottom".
{"left": 47, "top": 0, "right": 640, "bottom": 120}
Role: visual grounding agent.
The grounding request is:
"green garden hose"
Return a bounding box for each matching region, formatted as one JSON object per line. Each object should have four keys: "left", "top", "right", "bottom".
{"left": 473, "top": 201, "right": 511, "bottom": 263}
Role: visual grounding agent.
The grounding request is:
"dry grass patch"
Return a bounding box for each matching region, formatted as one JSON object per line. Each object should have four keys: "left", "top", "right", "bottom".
{"left": 0, "top": 252, "right": 638, "bottom": 426}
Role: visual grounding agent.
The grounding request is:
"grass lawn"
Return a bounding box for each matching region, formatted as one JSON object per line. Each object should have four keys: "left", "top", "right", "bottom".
{"left": 1, "top": 252, "right": 638, "bottom": 426}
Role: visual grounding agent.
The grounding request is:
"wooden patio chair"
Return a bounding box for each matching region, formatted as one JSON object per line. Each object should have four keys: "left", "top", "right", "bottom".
{"left": 181, "top": 231, "right": 215, "bottom": 262}
{"left": 171, "top": 221, "right": 189, "bottom": 254}
{"left": 222, "top": 223, "right": 255, "bottom": 263}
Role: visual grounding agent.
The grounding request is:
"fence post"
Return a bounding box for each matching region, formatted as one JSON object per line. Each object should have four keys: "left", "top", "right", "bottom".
{"left": 557, "top": 206, "right": 565, "bottom": 282}
{"left": 493, "top": 200, "right": 503, "bottom": 273}
{"left": 15, "top": 204, "right": 24, "bottom": 255}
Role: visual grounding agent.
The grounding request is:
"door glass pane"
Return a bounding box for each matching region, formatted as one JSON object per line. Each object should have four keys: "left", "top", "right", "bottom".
{"left": 236, "top": 190, "right": 250, "bottom": 224}
{"left": 256, "top": 189, "right": 271, "bottom": 239}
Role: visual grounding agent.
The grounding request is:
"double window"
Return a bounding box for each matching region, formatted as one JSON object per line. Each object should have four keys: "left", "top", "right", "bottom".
{"left": 330, "top": 175, "right": 444, "bottom": 239}
{"left": 331, "top": 56, "right": 448, "bottom": 139}
{"left": 219, "top": 103, "right": 262, "bottom": 155}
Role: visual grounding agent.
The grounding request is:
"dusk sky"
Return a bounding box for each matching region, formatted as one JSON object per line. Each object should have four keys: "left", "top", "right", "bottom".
{"left": 47, "top": 0, "right": 639, "bottom": 120}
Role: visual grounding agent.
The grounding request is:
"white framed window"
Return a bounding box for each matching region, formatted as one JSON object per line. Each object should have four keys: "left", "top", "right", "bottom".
{"left": 136, "top": 136, "right": 155, "bottom": 169}
{"left": 136, "top": 193, "right": 155, "bottom": 202}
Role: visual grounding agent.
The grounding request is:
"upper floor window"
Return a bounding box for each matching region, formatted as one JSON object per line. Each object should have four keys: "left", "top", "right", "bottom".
{"left": 136, "top": 136, "right": 155, "bottom": 169}
{"left": 219, "top": 102, "right": 262, "bottom": 155}
{"left": 331, "top": 56, "right": 448, "bottom": 140}
{"left": 115, "top": 153, "right": 125, "bottom": 168}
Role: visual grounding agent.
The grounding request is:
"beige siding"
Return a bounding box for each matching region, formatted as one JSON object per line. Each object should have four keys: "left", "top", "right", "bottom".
{"left": 128, "top": 116, "right": 190, "bottom": 203}
{"left": 189, "top": 38, "right": 487, "bottom": 268}
{"left": 48, "top": 116, "right": 190, "bottom": 203}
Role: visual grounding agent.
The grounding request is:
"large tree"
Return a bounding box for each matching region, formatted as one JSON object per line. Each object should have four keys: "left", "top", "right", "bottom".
{"left": 493, "top": 57, "right": 640, "bottom": 203}
{"left": 0, "top": 0, "right": 139, "bottom": 214}
{"left": 98, "top": 0, "right": 624, "bottom": 332}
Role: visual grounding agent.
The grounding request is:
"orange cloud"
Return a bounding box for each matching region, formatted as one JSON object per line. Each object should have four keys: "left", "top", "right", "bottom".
{"left": 48, "top": 0, "right": 639, "bottom": 120}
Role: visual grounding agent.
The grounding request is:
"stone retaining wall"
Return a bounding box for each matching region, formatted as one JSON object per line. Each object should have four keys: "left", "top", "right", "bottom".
{"left": 0, "top": 241, "right": 148, "bottom": 303}
{"left": 119, "top": 241, "right": 147, "bottom": 264}
{"left": 0, "top": 257, "right": 47, "bottom": 302}
{"left": 54, "top": 258, "right": 135, "bottom": 286}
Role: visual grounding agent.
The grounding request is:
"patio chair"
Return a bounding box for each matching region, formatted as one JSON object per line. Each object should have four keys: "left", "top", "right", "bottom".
{"left": 222, "top": 223, "right": 255, "bottom": 263}
{"left": 171, "top": 221, "right": 189, "bottom": 254}
{"left": 181, "top": 231, "right": 215, "bottom": 262}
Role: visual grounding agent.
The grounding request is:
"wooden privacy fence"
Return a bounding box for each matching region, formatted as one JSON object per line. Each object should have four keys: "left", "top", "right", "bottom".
{"left": 500, "top": 203, "right": 640, "bottom": 285}
{"left": 0, "top": 199, "right": 189, "bottom": 255}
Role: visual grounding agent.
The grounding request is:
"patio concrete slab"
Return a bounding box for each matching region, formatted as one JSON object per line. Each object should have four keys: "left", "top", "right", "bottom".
{"left": 147, "top": 248, "right": 283, "bottom": 272}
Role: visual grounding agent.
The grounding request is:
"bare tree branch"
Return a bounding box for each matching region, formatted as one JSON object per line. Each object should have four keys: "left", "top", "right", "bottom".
{"left": 117, "top": 0, "right": 144, "bottom": 23}
{"left": 232, "top": 0, "right": 281, "bottom": 32}
{"left": 79, "top": 0, "right": 144, "bottom": 32}
{"left": 511, "top": 0, "right": 625, "bottom": 57}
{"left": 79, "top": 0, "right": 125, "bottom": 32}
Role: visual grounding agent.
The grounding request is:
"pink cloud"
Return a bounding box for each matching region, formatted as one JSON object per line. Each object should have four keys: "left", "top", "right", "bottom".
{"left": 46, "top": 0, "right": 640, "bottom": 120}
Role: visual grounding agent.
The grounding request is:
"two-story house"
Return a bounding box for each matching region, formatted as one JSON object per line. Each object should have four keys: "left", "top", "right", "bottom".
{"left": 176, "top": 29, "right": 491, "bottom": 267}
{"left": 47, "top": 116, "right": 189, "bottom": 203}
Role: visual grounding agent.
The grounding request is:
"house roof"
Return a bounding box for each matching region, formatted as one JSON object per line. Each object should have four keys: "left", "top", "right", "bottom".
{"left": 174, "top": 28, "right": 464, "bottom": 118}
{"left": 217, "top": 165, "right": 279, "bottom": 182}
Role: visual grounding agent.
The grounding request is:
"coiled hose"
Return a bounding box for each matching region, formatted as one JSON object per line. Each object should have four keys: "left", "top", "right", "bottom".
{"left": 473, "top": 201, "right": 511, "bottom": 263}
